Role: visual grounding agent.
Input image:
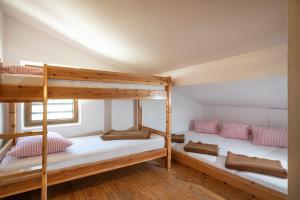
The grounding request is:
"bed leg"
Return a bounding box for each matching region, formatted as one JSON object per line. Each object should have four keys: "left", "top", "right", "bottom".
{"left": 165, "top": 77, "right": 172, "bottom": 169}
{"left": 165, "top": 154, "right": 172, "bottom": 169}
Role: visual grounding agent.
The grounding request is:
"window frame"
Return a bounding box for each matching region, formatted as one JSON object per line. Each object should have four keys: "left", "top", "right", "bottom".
{"left": 24, "top": 99, "right": 79, "bottom": 127}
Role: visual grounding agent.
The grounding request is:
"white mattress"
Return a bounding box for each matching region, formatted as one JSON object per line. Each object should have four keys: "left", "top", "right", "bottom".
{"left": 0, "top": 74, "right": 165, "bottom": 90}
{"left": 0, "top": 134, "right": 165, "bottom": 173}
{"left": 172, "top": 131, "right": 288, "bottom": 194}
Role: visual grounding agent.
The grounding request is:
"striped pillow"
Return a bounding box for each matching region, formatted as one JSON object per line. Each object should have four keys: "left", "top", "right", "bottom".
{"left": 8, "top": 132, "right": 73, "bottom": 158}
{"left": 220, "top": 123, "right": 250, "bottom": 140}
{"left": 252, "top": 127, "right": 287, "bottom": 148}
{"left": 194, "top": 120, "right": 219, "bottom": 134}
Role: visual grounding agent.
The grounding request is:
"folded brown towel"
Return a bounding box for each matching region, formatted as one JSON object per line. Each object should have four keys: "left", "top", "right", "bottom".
{"left": 171, "top": 134, "right": 185, "bottom": 143}
{"left": 101, "top": 130, "right": 151, "bottom": 140}
{"left": 184, "top": 140, "right": 219, "bottom": 156}
{"left": 225, "top": 151, "right": 287, "bottom": 178}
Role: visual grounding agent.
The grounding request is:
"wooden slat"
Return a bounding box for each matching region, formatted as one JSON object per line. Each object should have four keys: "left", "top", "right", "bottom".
{"left": 0, "top": 85, "right": 167, "bottom": 102}
{"left": 42, "top": 64, "right": 48, "bottom": 200}
{"left": 172, "top": 150, "right": 287, "bottom": 200}
{"left": 0, "top": 131, "right": 43, "bottom": 139}
{"left": 0, "top": 139, "right": 13, "bottom": 162}
{"left": 0, "top": 168, "right": 42, "bottom": 184}
{"left": 47, "top": 65, "right": 168, "bottom": 86}
{"left": 0, "top": 148, "right": 167, "bottom": 198}
{"left": 0, "top": 85, "right": 42, "bottom": 102}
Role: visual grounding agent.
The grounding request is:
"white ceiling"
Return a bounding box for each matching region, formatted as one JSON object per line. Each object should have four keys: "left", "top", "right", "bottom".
{"left": 0, "top": 0, "right": 287, "bottom": 74}
{"left": 174, "top": 76, "right": 287, "bottom": 109}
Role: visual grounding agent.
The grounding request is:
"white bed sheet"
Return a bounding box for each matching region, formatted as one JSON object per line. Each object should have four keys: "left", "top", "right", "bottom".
{"left": 0, "top": 74, "right": 165, "bottom": 90}
{"left": 172, "top": 131, "right": 287, "bottom": 194}
{"left": 0, "top": 134, "right": 165, "bottom": 173}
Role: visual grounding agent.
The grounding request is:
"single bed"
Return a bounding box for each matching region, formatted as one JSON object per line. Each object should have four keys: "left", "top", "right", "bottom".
{"left": 171, "top": 131, "right": 287, "bottom": 198}
{"left": 0, "top": 134, "right": 165, "bottom": 173}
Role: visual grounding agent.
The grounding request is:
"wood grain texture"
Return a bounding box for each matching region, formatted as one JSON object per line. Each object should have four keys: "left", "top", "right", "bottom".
{"left": 42, "top": 64, "right": 48, "bottom": 200}
{"left": 8, "top": 103, "right": 16, "bottom": 144}
{"left": 47, "top": 65, "right": 168, "bottom": 86}
{"left": 0, "top": 139, "right": 13, "bottom": 162}
{"left": 0, "top": 85, "right": 167, "bottom": 102}
{"left": 141, "top": 126, "right": 166, "bottom": 137}
{"left": 0, "top": 131, "right": 43, "bottom": 139}
{"left": 165, "top": 77, "right": 172, "bottom": 169}
{"left": 172, "top": 150, "right": 287, "bottom": 200}
{"left": 3, "top": 161, "right": 262, "bottom": 200}
{"left": 137, "top": 100, "right": 142, "bottom": 130}
{"left": 0, "top": 148, "right": 167, "bottom": 198}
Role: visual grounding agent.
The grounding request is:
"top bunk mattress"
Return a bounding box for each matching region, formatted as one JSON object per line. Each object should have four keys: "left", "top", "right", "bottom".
{"left": 0, "top": 73, "right": 165, "bottom": 91}
{"left": 172, "top": 131, "right": 288, "bottom": 194}
{"left": 0, "top": 134, "right": 165, "bottom": 173}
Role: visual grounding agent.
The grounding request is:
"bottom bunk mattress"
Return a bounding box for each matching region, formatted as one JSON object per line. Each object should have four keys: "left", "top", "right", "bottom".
{"left": 0, "top": 134, "right": 165, "bottom": 173}
{"left": 171, "top": 131, "right": 287, "bottom": 194}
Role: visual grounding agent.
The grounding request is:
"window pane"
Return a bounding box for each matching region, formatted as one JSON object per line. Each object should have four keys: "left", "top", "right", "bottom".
{"left": 29, "top": 99, "right": 76, "bottom": 123}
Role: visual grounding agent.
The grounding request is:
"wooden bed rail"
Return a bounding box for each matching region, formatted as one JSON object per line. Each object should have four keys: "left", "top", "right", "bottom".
{"left": 0, "top": 131, "right": 43, "bottom": 139}
{"left": 0, "top": 85, "right": 167, "bottom": 102}
{"left": 46, "top": 65, "right": 169, "bottom": 86}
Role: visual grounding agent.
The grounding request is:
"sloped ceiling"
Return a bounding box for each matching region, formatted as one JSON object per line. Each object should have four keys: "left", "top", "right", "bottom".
{"left": 174, "top": 76, "right": 288, "bottom": 109}
{"left": 0, "top": 0, "right": 287, "bottom": 74}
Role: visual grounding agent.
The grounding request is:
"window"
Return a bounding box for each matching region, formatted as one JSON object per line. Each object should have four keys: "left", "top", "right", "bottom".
{"left": 24, "top": 99, "right": 79, "bottom": 127}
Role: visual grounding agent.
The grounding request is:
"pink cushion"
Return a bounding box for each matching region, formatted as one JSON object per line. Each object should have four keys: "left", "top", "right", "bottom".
{"left": 8, "top": 132, "right": 73, "bottom": 158}
{"left": 220, "top": 123, "right": 250, "bottom": 140}
{"left": 194, "top": 120, "right": 219, "bottom": 134}
{"left": 252, "top": 127, "right": 287, "bottom": 148}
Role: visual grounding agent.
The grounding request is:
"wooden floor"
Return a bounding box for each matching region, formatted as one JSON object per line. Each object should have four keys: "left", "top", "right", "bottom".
{"left": 3, "top": 160, "right": 260, "bottom": 200}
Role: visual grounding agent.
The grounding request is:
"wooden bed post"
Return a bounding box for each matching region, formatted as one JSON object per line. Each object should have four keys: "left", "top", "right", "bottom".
{"left": 42, "top": 64, "right": 48, "bottom": 200}
{"left": 165, "top": 77, "right": 172, "bottom": 169}
{"left": 137, "top": 100, "right": 142, "bottom": 130}
{"left": 8, "top": 103, "right": 16, "bottom": 144}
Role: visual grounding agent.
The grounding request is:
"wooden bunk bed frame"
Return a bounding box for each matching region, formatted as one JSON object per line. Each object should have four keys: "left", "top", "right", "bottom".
{"left": 0, "top": 64, "right": 172, "bottom": 200}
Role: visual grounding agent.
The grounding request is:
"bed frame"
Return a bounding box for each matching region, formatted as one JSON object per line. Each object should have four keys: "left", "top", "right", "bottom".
{"left": 172, "top": 150, "right": 287, "bottom": 200}
{"left": 0, "top": 64, "right": 172, "bottom": 200}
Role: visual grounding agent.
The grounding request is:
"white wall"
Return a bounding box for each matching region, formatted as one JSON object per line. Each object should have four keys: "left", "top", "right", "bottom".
{"left": 203, "top": 105, "right": 288, "bottom": 128}
{"left": 0, "top": 7, "right": 4, "bottom": 59}
{"left": 111, "top": 100, "right": 134, "bottom": 130}
{"left": 0, "top": 8, "right": 5, "bottom": 147}
{"left": 161, "top": 45, "right": 287, "bottom": 86}
{"left": 3, "top": 16, "right": 118, "bottom": 71}
{"left": 111, "top": 92, "right": 203, "bottom": 133}
{"left": 17, "top": 100, "right": 104, "bottom": 138}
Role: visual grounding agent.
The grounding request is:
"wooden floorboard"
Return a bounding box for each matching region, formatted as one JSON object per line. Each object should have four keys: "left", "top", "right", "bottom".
{"left": 3, "top": 160, "right": 260, "bottom": 200}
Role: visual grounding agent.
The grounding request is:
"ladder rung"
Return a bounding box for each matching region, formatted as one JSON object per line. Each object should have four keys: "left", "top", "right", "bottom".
{"left": 0, "top": 131, "right": 43, "bottom": 139}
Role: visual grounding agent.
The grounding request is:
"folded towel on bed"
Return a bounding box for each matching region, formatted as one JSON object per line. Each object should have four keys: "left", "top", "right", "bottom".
{"left": 171, "top": 134, "right": 185, "bottom": 143}
{"left": 184, "top": 140, "right": 219, "bottom": 156}
{"left": 225, "top": 151, "right": 287, "bottom": 178}
{"left": 101, "top": 130, "right": 151, "bottom": 140}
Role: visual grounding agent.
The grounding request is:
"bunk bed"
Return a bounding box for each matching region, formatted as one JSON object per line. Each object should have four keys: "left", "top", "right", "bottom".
{"left": 0, "top": 64, "right": 172, "bottom": 200}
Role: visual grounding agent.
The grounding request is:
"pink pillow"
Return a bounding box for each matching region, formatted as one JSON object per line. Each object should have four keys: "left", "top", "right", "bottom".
{"left": 220, "top": 123, "right": 250, "bottom": 140}
{"left": 194, "top": 120, "right": 219, "bottom": 134}
{"left": 252, "top": 127, "right": 287, "bottom": 148}
{"left": 8, "top": 132, "right": 73, "bottom": 158}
